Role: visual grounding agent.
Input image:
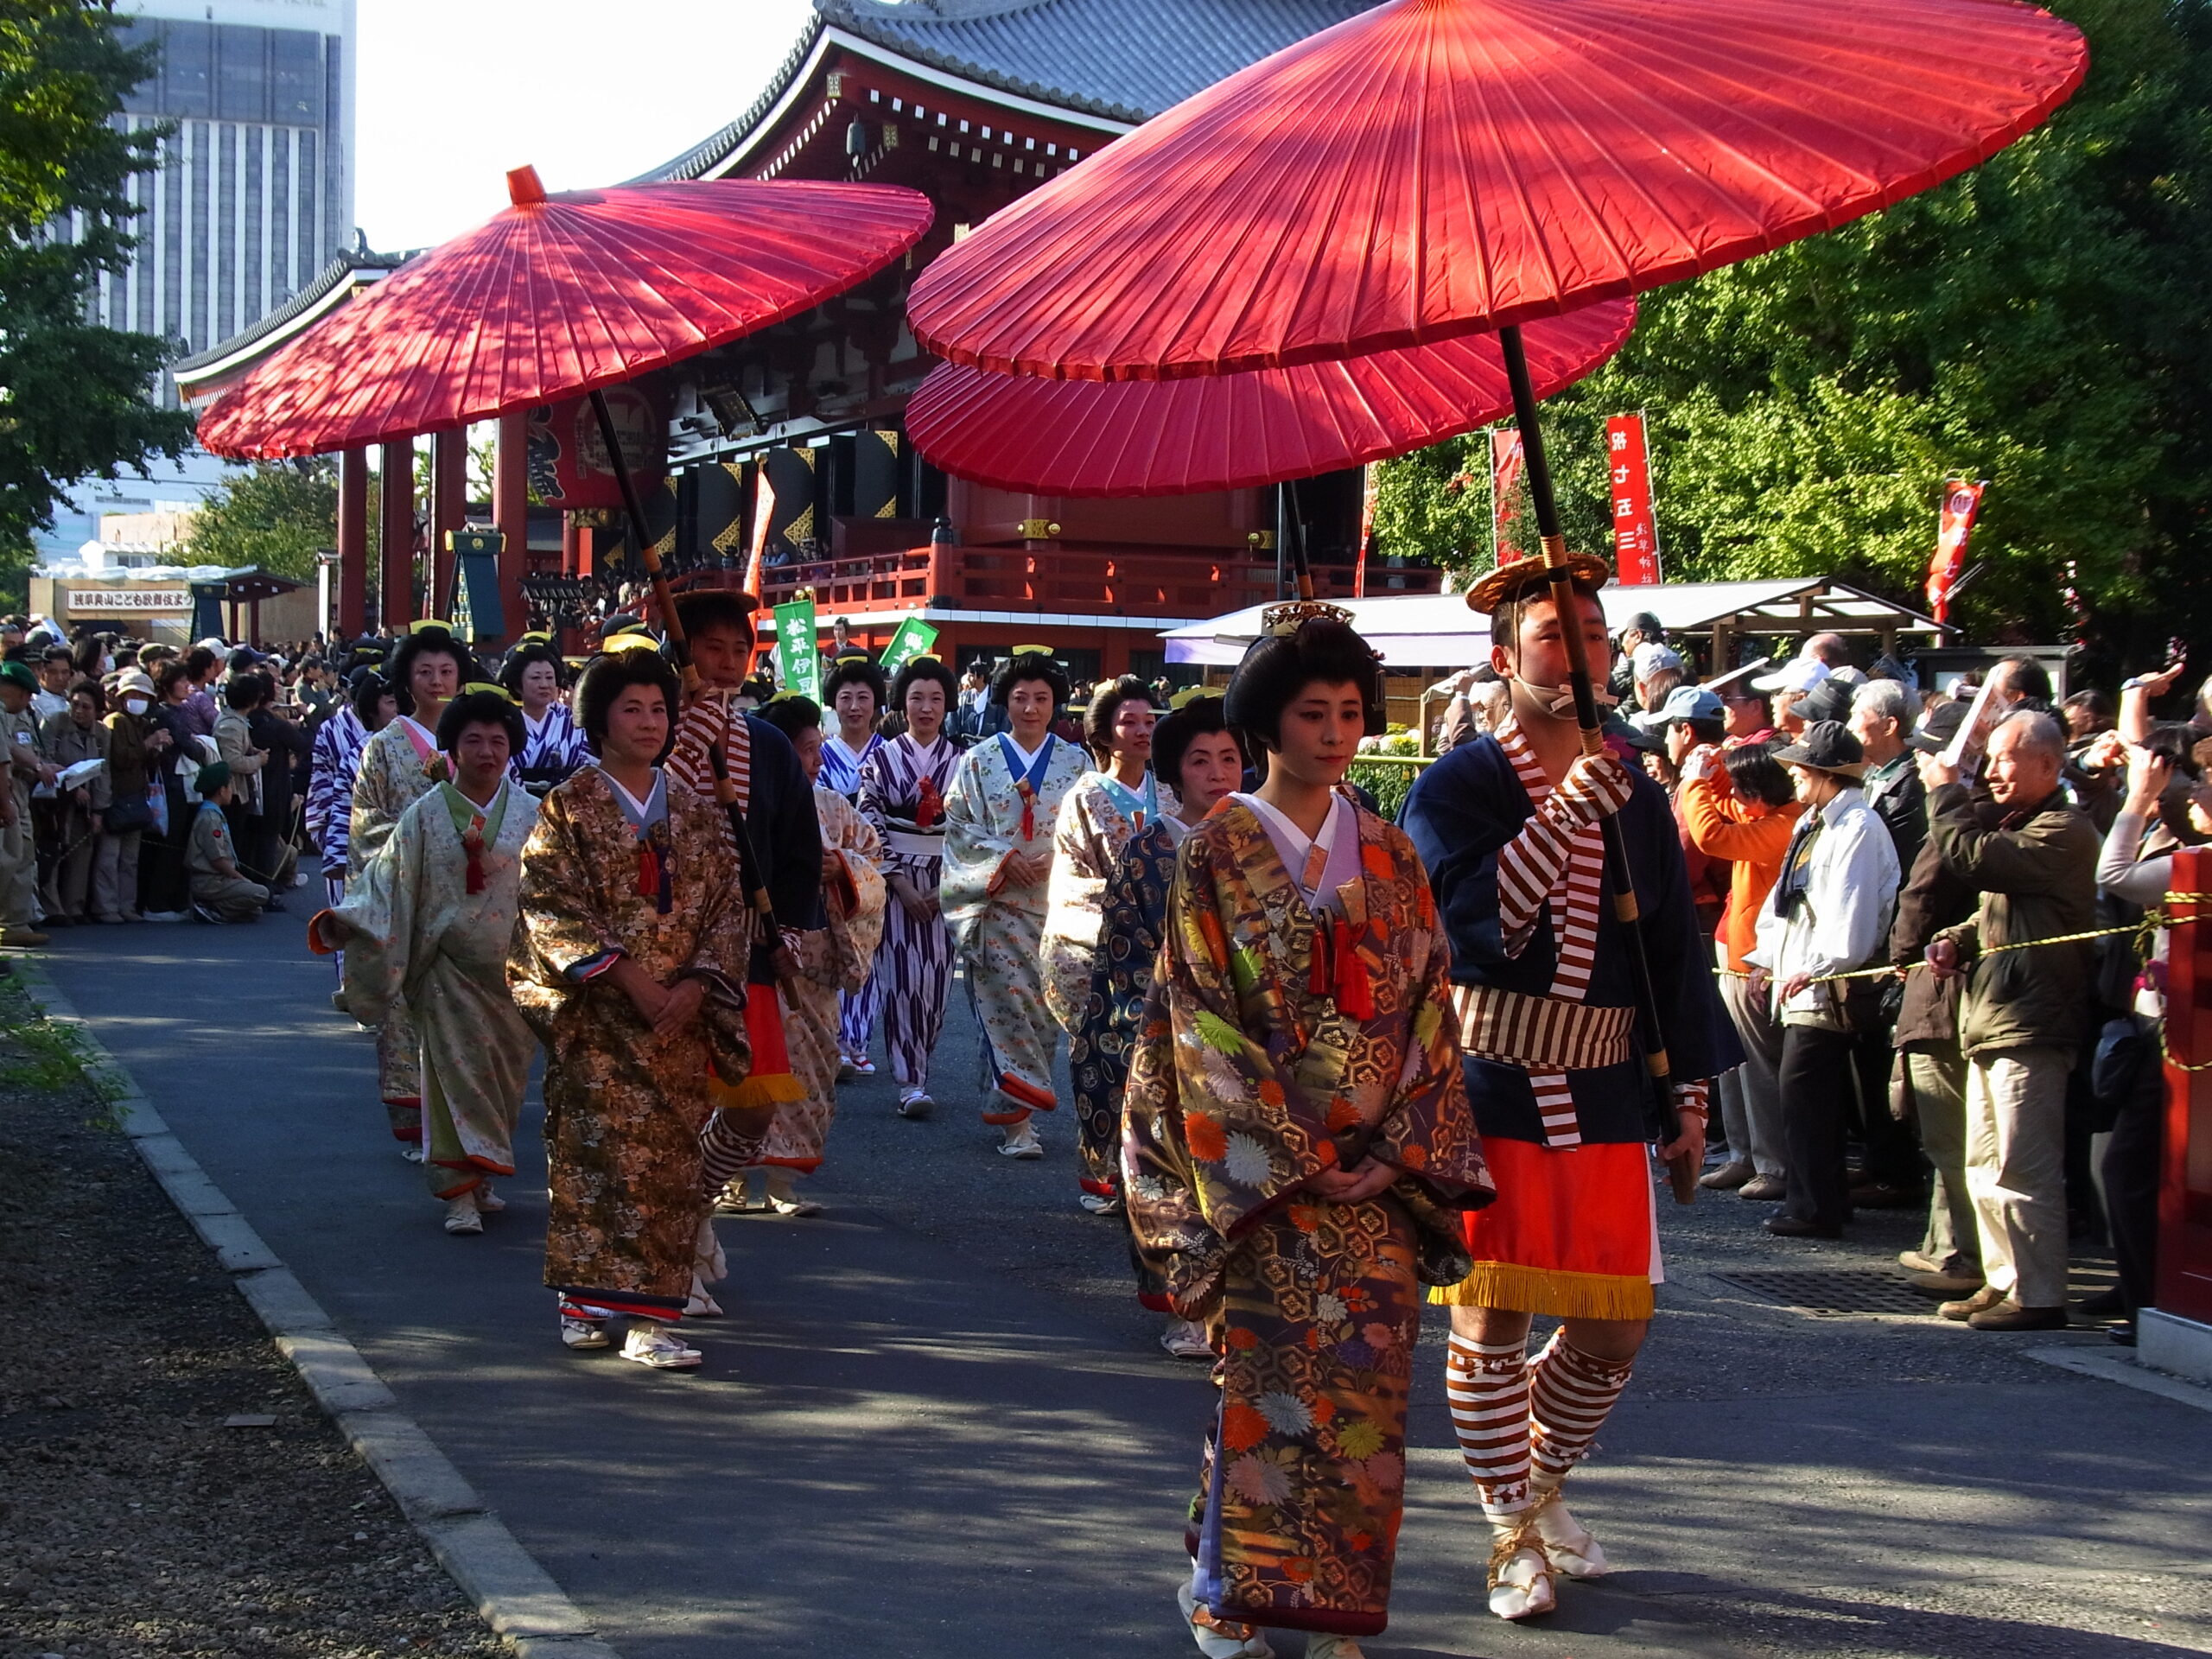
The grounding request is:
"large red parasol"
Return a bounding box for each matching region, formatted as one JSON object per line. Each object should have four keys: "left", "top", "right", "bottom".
{"left": 906, "top": 299, "right": 1634, "bottom": 497}
{"left": 200, "top": 169, "right": 933, "bottom": 459}
{"left": 907, "top": 0, "right": 2086, "bottom": 381}
{"left": 904, "top": 0, "right": 2087, "bottom": 1204}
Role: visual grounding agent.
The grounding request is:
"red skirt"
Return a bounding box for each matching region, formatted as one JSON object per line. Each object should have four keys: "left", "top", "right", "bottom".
{"left": 1431, "top": 1138, "right": 1658, "bottom": 1320}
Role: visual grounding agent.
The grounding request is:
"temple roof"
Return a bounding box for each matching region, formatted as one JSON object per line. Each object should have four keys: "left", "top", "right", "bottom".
{"left": 647, "top": 0, "right": 1376, "bottom": 179}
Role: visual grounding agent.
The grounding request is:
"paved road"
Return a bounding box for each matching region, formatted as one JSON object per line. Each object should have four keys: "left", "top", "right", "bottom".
{"left": 36, "top": 903, "right": 2212, "bottom": 1659}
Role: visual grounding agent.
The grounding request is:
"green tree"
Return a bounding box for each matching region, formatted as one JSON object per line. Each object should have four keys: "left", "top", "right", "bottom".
{"left": 188, "top": 458, "right": 339, "bottom": 581}
{"left": 0, "top": 1, "right": 194, "bottom": 557}
{"left": 1374, "top": 0, "right": 2212, "bottom": 666}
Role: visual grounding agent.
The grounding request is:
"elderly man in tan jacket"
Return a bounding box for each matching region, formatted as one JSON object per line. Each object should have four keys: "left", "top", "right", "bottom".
{"left": 1920, "top": 710, "right": 2098, "bottom": 1332}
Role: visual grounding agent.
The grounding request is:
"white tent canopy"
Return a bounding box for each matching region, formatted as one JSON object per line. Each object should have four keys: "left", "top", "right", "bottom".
{"left": 1161, "top": 577, "right": 1945, "bottom": 669}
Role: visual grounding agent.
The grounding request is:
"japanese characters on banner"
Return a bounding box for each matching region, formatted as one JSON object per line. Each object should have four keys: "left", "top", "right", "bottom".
{"left": 1490, "top": 428, "right": 1528, "bottom": 566}
{"left": 879, "top": 618, "right": 940, "bottom": 676}
{"left": 524, "top": 386, "right": 665, "bottom": 511}
{"left": 772, "top": 592, "right": 821, "bottom": 702}
{"left": 1606, "top": 414, "right": 1662, "bottom": 584}
{"left": 1355, "top": 463, "right": 1378, "bottom": 598}
{"left": 1925, "top": 479, "right": 1987, "bottom": 626}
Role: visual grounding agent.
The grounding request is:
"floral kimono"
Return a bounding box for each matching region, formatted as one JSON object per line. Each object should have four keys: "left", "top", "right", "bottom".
{"left": 1066, "top": 807, "right": 1187, "bottom": 1202}
{"left": 1042, "top": 769, "right": 1179, "bottom": 1037}
{"left": 321, "top": 779, "right": 540, "bottom": 1198}
{"left": 508, "top": 766, "right": 753, "bottom": 1322}
{"left": 753, "top": 786, "right": 887, "bottom": 1173}
{"left": 941, "top": 732, "right": 1089, "bottom": 1122}
{"left": 1123, "top": 795, "right": 1491, "bottom": 1641}
{"left": 822, "top": 728, "right": 885, "bottom": 1055}
{"left": 348, "top": 715, "right": 445, "bottom": 1142}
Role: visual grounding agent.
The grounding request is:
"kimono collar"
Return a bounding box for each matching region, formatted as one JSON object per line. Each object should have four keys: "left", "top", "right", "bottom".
{"left": 1236, "top": 790, "right": 1357, "bottom": 909}
{"left": 441, "top": 779, "right": 510, "bottom": 894}
{"left": 598, "top": 766, "right": 674, "bottom": 913}
{"left": 1096, "top": 768, "right": 1158, "bottom": 830}
{"left": 998, "top": 732, "right": 1059, "bottom": 840}
{"left": 396, "top": 714, "right": 438, "bottom": 765}
{"left": 599, "top": 765, "right": 666, "bottom": 836}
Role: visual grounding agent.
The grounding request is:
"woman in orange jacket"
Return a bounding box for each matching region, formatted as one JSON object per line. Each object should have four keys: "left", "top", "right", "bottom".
{"left": 1679, "top": 743, "right": 1805, "bottom": 1198}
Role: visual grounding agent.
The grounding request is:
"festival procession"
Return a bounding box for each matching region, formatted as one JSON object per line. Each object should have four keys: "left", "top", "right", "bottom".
{"left": 6, "top": 0, "right": 2212, "bottom": 1655}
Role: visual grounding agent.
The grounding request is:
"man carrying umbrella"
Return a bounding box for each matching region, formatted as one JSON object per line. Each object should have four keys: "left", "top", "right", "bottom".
{"left": 1402, "top": 556, "right": 1735, "bottom": 1624}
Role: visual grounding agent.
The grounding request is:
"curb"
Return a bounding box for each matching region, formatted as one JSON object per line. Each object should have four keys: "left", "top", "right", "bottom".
{"left": 2026, "top": 1342, "right": 2212, "bottom": 1414}
{"left": 21, "top": 963, "right": 621, "bottom": 1659}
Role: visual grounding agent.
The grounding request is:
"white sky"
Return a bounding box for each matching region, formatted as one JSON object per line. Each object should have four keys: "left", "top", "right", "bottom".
{"left": 354, "top": 0, "right": 815, "bottom": 250}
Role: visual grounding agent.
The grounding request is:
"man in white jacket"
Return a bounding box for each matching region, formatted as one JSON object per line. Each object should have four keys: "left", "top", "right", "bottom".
{"left": 1745, "top": 721, "right": 1902, "bottom": 1238}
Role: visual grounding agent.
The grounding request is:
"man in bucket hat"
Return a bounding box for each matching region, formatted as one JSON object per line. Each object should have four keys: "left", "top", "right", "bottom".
{"left": 1744, "top": 721, "right": 1901, "bottom": 1239}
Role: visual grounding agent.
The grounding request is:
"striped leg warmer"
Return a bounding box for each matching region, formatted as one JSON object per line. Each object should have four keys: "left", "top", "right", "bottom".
{"left": 1529, "top": 1332, "right": 1636, "bottom": 1490}
{"left": 1446, "top": 1332, "right": 1534, "bottom": 1519}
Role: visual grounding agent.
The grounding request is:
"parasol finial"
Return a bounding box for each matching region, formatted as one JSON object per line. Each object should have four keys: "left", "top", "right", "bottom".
{"left": 507, "top": 166, "right": 547, "bottom": 207}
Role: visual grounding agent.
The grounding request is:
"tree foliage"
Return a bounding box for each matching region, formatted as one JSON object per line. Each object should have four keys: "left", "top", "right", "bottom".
{"left": 0, "top": 1, "right": 194, "bottom": 555}
{"left": 1372, "top": 0, "right": 2212, "bottom": 666}
{"left": 188, "top": 459, "right": 340, "bottom": 581}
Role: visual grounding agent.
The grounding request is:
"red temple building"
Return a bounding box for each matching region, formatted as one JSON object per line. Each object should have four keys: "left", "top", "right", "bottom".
{"left": 175, "top": 2, "right": 1443, "bottom": 674}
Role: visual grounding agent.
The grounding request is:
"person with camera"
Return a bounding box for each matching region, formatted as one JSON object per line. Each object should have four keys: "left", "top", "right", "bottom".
{"left": 1744, "top": 721, "right": 1902, "bottom": 1239}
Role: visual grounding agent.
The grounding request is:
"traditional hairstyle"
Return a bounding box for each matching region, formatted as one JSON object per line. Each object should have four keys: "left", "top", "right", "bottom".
{"left": 387, "top": 625, "right": 481, "bottom": 716}
{"left": 1223, "top": 614, "right": 1385, "bottom": 748}
{"left": 990, "top": 650, "right": 1069, "bottom": 709}
{"left": 1152, "top": 694, "right": 1237, "bottom": 789}
{"left": 756, "top": 694, "right": 823, "bottom": 746}
{"left": 573, "top": 648, "right": 682, "bottom": 764}
{"left": 892, "top": 656, "right": 958, "bottom": 712}
{"left": 435, "top": 686, "right": 525, "bottom": 757}
{"left": 348, "top": 668, "right": 392, "bottom": 722}
{"left": 498, "top": 639, "right": 567, "bottom": 697}
{"left": 1722, "top": 741, "right": 1796, "bottom": 809}
{"left": 1082, "top": 674, "right": 1156, "bottom": 764}
{"left": 823, "top": 657, "right": 889, "bottom": 715}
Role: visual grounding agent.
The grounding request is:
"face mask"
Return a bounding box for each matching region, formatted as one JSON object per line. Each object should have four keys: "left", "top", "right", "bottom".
{"left": 124, "top": 698, "right": 149, "bottom": 716}
{"left": 1514, "top": 677, "right": 1618, "bottom": 719}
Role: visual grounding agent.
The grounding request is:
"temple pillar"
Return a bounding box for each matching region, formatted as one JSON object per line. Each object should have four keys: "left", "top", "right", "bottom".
{"left": 378, "top": 440, "right": 415, "bottom": 632}
{"left": 336, "top": 448, "right": 368, "bottom": 641}
{"left": 494, "top": 411, "right": 531, "bottom": 643}
{"left": 431, "top": 429, "right": 467, "bottom": 620}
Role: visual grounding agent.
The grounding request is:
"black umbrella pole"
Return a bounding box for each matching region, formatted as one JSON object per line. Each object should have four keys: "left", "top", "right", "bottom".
{"left": 590, "top": 388, "right": 696, "bottom": 692}
{"left": 1497, "top": 327, "right": 1695, "bottom": 1203}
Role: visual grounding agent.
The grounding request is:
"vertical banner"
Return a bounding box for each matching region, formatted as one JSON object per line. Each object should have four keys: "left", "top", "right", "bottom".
{"left": 1490, "top": 428, "right": 1528, "bottom": 567}
{"left": 879, "top": 617, "right": 940, "bottom": 676}
{"left": 1354, "top": 463, "right": 1378, "bottom": 598}
{"left": 1925, "top": 479, "right": 1986, "bottom": 625}
{"left": 1606, "top": 413, "right": 1662, "bottom": 584}
{"left": 745, "top": 461, "right": 778, "bottom": 603}
{"left": 773, "top": 591, "right": 821, "bottom": 701}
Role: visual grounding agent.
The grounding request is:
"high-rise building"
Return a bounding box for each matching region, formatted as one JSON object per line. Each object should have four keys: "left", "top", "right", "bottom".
{"left": 102, "top": 0, "right": 357, "bottom": 398}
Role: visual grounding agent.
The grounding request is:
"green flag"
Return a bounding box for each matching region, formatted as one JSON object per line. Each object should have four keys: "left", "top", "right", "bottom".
{"left": 772, "top": 595, "right": 820, "bottom": 701}
{"left": 879, "top": 617, "right": 940, "bottom": 676}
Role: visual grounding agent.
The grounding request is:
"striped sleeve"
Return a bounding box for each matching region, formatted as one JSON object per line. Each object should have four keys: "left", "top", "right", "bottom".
{"left": 1492, "top": 794, "right": 1582, "bottom": 954}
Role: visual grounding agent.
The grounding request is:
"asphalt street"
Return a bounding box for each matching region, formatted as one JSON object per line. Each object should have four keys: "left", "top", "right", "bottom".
{"left": 35, "top": 899, "right": 2212, "bottom": 1659}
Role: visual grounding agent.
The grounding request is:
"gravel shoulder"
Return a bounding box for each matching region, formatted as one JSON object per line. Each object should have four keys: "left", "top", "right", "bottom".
{"left": 0, "top": 976, "right": 505, "bottom": 1659}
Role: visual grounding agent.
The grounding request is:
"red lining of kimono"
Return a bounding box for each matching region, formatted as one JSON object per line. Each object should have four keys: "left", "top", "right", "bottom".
{"left": 555, "top": 1287, "right": 686, "bottom": 1321}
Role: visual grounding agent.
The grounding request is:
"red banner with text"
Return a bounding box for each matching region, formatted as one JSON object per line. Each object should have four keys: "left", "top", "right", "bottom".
{"left": 1491, "top": 428, "right": 1528, "bottom": 565}
{"left": 1606, "top": 413, "right": 1662, "bottom": 584}
{"left": 1926, "top": 479, "right": 1986, "bottom": 626}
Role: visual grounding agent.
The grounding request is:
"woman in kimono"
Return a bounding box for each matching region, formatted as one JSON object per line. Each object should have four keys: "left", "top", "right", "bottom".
{"left": 1045, "top": 674, "right": 1175, "bottom": 1200}
{"left": 1068, "top": 696, "right": 1244, "bottom": 1357}
{"left": 942, "top": 650, "right": 1089, "bottom": 1158}
{"left": 307, "top": 668, "right": 391, "bottom": 1002}
{"left": 1123, "top": 607, "right": 1492, "bottom": 1659}
{"left": 855, "top": 658, "right": 963, "bottom": 1120}
{"left": 350, "top": 625, "right": 479, "bottom": 1153}
{"left": 313, "top": 689, "right": 540, "bottom": 1235}
{"left": 819, "top": 657, "right": 889, "bottom": 1074}
{"left": 508, "top": 648, "right": 753, "bottom": 1372}
{"left": 733, "top": 695, "right": 887, "bottom": 1214}
{"left": 501, "top": 637, "right": 589, "bottom": 797}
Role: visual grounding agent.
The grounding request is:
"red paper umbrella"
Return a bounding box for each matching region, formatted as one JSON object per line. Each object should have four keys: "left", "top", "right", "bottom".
{"left": 200, "top": 169, "right": 933, "bottom": 458}
{"left": 908, "top": 0, "right": 2086, "bottom": 380}
{"left": 907, "top": 298, "right": 1634, "bottom": 497}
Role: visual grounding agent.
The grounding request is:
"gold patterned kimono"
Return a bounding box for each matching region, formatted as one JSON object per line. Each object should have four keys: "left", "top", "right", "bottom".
{"left": 348, "top": 715, "right": 446, "bottom": 1140}
{"left": 754, "top": 786, "right": 887, "bottom": 1173}
{"left": 941, "top": 733, "right": 1090, "bottom": 1121}
{"left": 508, "top": 766, "right": 753, "bottom": 1319}
{"left": 1041, "top": 770, "right": 1179, "bottom": 1036}
{"left": 323, "top": 779, "right": 540, "bottom": 1198}
{"left": 1124, "top": 798, "right": 1491, "bottom": 1639}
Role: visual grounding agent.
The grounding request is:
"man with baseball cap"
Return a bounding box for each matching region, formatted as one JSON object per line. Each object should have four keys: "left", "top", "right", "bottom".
{"left": 1744, "top": 721, "right": 1902, "bottom": 1238}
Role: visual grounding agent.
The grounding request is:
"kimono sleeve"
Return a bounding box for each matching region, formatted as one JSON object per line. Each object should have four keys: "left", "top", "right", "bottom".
{"left": 506, "top": 787, "right": 624, "bottom": 1034}
{"left": 939, "top": 747, "right": 1016, "bottom": 940}
{"left": 1041, "top": 788, "right": 1113, "bottom": 1032}
{"left": 1122, "top": 977, "right": 1230, "bottom": 1320}
{"left": 823, "top": 798, "right": 887, "bottom": 990}
{"left": 327, "top": 801, "right": 428, "bottom": 1029}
